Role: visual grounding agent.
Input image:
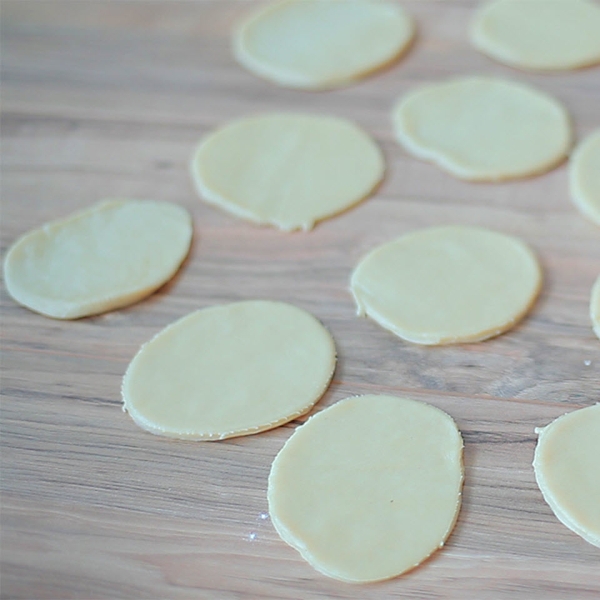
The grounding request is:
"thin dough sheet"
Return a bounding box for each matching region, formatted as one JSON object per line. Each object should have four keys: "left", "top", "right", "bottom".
{"left": 191, "top": 114, "right": 384, "bottom": 231}
{"left": 534, "top": 404, "right": 600, "bottom": 548}
{"left": 3, "top": 199, "right": 192, "bottom": 319}
{"left": 122, "top": 301, "right": 336, "bottom": 440}
{"left": 392, "top": 77, "right": 571, "bottom": 181}
{"left": 268, "top": 394, "right": 464, "bottom": 582}
{"left": 351, "top": 226, "right": 542, "bottom": 345}
{"left": 234, "top": 0, "right": 415, "bottom": 89}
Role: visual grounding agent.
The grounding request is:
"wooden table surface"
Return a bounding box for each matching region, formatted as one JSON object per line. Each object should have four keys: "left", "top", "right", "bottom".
{"left": 1, "top": 1, "right": 599, "bottom": 598}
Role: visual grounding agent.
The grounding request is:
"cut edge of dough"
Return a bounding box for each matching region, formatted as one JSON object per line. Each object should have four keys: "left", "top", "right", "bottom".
{"left": 3, "top": 199, "right": 193, "bottom": 320}
{"left": 349, "top": 228, "right": 543, "bottom": 345}
{"left": 232, "top": 0, "right": 417, "bottom": 91}
{"left": 533, "top": 407, "right": 600, "bottom": 548}
{"left": 469, "top": 1, "right": 600, "bottom": 72}
{"left": 189, "top": 116, "right": 386, "bottom": 232}
{"left": 392, "top": 78, "right": 573, "bottom": 182}
{"left": 267, "top": 395, "right": 465, "bottom": 583}
{"left": 121, "top": 301, "right": 337, "bottom": 440}
{"left": 569, "top": 130, "right": 600, "bottom": 227}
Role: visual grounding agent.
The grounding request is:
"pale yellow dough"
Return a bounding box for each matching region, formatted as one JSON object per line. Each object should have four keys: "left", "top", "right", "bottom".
{"left": 471, "top": 0, "right": 600, "bottom": 71}
{"left": 122, "top": 301, "right": 336, "bottom": 440}
{"left": 268, "top": 395, "right": 464, "bottom": 583}
{"left": 591, "top": 276, "right": 600, "bottom": 340}
{"left": 3, "top": 199, "right": 192, "bottom": 319}
{"left": 392, "top": 77, "right": 571, "bottom": 181}
{"left": 570, "top": 130, "right": 600, "bottom": 226}
{"left": 234, "top": 0, "right": 415, "bottom": 90}
{"left": 191, "top": 114, "right": 384, "bottom": 231}
{"left": 533, "top": 404, "right": 600, "bottom": 548}
{"left": 351, "top": 226, "right": 542, "bottom": 345}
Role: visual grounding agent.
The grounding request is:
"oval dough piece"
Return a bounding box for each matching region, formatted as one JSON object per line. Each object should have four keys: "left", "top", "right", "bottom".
{"left": 234, "top": 0, "right": 415, "bottom": 90}
{"left": 268, "top": 394, "right": 464, "bottom": 583}
{"left": 533, "top": 404, "right": 600, "bottom": 548}
{"left": 570, "top": 130, "right": 600, "bottom": 226}
{"left": 3, "top": 199, "right": 192, "bottom": 319}
{"left": 351, "top": 226, "right": 542, "bottom": 345}
{"left": 591, "top": 276, "right": 600, "bottom": 340}
{"left": 471, "top": 0, "right": 600, "bottom": 71}
{"left": 392, "top": 77, "right": 572, "bottom": 181}
{"left": 122, "top": 301, "right": 336, "bottom": 440}
{"left": 191, "top": 114, "right": 384, "bottom": 231}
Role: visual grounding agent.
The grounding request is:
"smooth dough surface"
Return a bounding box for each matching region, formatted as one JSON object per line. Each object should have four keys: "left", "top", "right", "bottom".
{"left": 351, "top": 226, "right": 542, "bottom": 345}
{"left": 471, "top": 0, "right": 600, "bottom": 71}
{"left": 591, "top": 276, "right": 600, "bottom": 340}
{"left": 268, "top": 394, "right": 464, "bottom": 583}
{"left": 533, "top": 404, "right": 600, "bottom": 548}
{"left": 3, "top": 199, "right": 192, "bottom": 319}
{"left": 122, "top": 301, "right": 336, "bottom": 440}
{"left": 191, "top": 114, "right": 384, "bottom": 231}
{"left": 234, "top": 0, "right": 415, "bottom": 89}
{"left": 392, "top": 77, "right": 571, "bottom": 181}
{"left": 570, "top": 130, "right": 600, "bottom": 226}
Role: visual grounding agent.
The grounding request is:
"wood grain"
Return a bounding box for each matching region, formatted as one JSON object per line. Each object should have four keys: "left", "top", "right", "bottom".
{"left": 1, "top": 1, "right": 599, "bottom": 598}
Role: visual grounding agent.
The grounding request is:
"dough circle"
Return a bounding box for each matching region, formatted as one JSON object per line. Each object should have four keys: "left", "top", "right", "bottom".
{"left": 392, "top": 77, "right": 571, "bottom": 181}
{"left": 591, "top": 276, "right": 600, "bottom": 340}
{"left": 268, "top": 394, "right": 464, "bottom": 583}
{"left": 471, "top": 0, "right": 600, "bottom": 71}
{"left": 234, "top": 0, "right": 415, "bottom": 90}
{"left": 3, "top": 199, "right": 192, "bottom": 319}
{"left": 351, "top": 226, "right": 542, "bottom": 345}
{"left": 570, "top": 130, "right": 600, "bottom": 226}
{"left": 122, "top": 301, "right": 336, "bottom": 440}
{"left": 533, "top": 404, "right": 600, "bottom": 548}
{"left": 191, "top": 114, "right": 384, "bottom": 231}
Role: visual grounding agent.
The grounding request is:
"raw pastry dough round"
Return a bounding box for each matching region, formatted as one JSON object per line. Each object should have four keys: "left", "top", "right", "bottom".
{"left": 351, "top": 226, "right": 542, "bottom": 345}
{"left": 268, "top": 394, "right": 464, "bottom": 583}
{"left": 570, "top": 130, "right": 600, "bottom": 226}
{"left": 591, "top": 276, "right": 600, "bottom": 340}
{"left": 392, "top": 77, "right": 571, "bottom": 181}
{"left": 122, "top": 301, "right": 336, "bottom": 440}
{"left": 234, "top": 0, "right": 415, "bottom": 90}
{"left": 3, "top": 199, "right": 192, "bottom": 319}
{"left": 191, "top": 114, "right": 384, "bottom": 231}
{"left": 533, "top": 404, "right": 600, "bottom": 548}
{"left": 471, "top": 0, "right": 600, "bottom": 71}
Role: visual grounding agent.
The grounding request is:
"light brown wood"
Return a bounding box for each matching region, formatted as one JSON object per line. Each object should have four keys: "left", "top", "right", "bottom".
{"left": 1, "top": 1, "right": 599, "bottom": 598}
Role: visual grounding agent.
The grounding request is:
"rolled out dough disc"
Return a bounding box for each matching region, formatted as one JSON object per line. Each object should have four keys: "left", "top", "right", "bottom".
{"left": 392, "top": 77, "right": 571, "bottom": 181}
{"left": 3, "top": 199, "right": 192, "bottom": 319}
{"left": 191, "top": 114, "right": 384, "bottom": 231}
{"left": 471, "top": 0, "right": 600, "bottom": 71}
{"left": 351, "top": 226, "right": 542, "bottom": 345}
{"left": 268, "top": 394, "right": 464, "bottom": 583}
{"left": 533, "top": 404, "right": 600, "bottom": 548}
{"left": 122, "top": 301, "right": 336, "bottom": 440}
{"left": 591, "top": 276, "right": 600, "bottom": 340}
{"left": 570, "top": 130, "right": 600, "bottom": 226}
{"left": 234, "top": 0, "right": 415, "bottom": 90}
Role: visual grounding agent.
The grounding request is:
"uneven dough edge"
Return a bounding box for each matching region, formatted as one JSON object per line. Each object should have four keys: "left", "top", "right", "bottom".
{"left": 190, "top": 115, "right": 385, "bottom": 231}
{"left": 232, "top": 1, "right": 416, "bottom": 90}
{"left": 349, "top": 229, "right": 543, "bottom": 345}
{"left": 392, "top": 79, "right": 572, "bottom": 182}
{"left": 533, "top": 407, "right": 600, "bottom": 548}
{"left": 569, "top": 131, "right": 600, "bottom": 227}
{"left": 3, "top": 200, "right": 193, "bottom": 320}
{"left": 121, "top": 302, "right": 337, "bottom": 440}
{"left": 267, "top": 396, "right": 465, "bottom": 582}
